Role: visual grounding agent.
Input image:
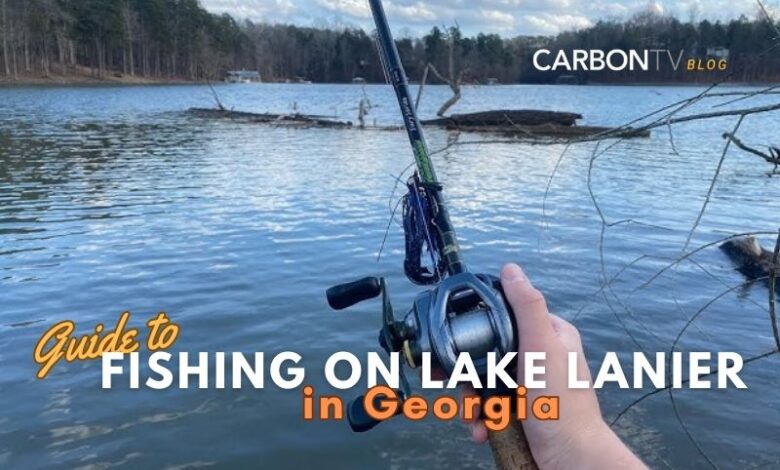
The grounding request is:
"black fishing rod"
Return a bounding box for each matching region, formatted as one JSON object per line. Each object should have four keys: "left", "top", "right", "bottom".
{"left": 326, "top": 0, "right": 538, "bottom": 468}
{"left": 368, "top": 0, "right": 464, "bottom": 279}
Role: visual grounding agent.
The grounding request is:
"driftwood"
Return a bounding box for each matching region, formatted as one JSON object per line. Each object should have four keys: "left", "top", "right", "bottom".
{"left": 722, "top": 132, "right": 780, "bottom": 174}
{"left": 423, "top": 110, "right": 582, "bottom": 127}
{"left": 420, "top": 109, "right": 648, "bottom": 138}
{"left": 425, "top": 122, "right": 648, "bottom": 138}
{"left": 720, "top": 236, "right": 778, "bottom": 285}
{"left": 188, "top": 108, "right": 352, "bottom": 128}
{"left": 187, "top": 107, "right": 647, "bottom": 138}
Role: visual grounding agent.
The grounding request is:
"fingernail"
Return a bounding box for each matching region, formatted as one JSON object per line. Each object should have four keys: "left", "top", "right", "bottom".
{"left": 502, "top": 263, "right": 527, "bottom": 284}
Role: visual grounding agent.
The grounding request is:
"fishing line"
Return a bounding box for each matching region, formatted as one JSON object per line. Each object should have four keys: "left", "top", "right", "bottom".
{"left": 377, "top": 195, "right": 404, "bottom": 262}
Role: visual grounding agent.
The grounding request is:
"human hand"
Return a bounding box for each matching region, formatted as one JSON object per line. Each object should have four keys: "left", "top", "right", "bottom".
{"left": 465, "top": 263, "right": 646, "bottom": 470}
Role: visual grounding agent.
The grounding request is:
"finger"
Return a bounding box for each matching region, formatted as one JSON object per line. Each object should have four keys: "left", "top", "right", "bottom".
{"left": 458, "top": 386, "right": 488, "bottom": 443}
{"left": 469, "top": 420, "right": 488, "bottom": 444}
{"left": 500, "top": 263, "right": 555, "bottom": 351}
{"left": 459, "top": 385, "right": 480, "bottom": 422}
{"left": 430, "top": 367, "right": 447, "bottom": 381}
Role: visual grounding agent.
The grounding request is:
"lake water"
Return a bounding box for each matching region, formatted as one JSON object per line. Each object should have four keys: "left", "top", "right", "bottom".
{"left": 1, "top": 83, "right": 779, "bottom": 469}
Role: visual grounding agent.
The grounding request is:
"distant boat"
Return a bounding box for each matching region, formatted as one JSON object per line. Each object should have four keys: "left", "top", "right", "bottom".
{"left": 486, "top": 77, "right": 499, "bottom": 85}
{"left": 352, "top": 77, "right": 367, "bottom": 84}
{"left": 225, "top": 70, "right": 261, "bottom": 84}
{"left": 555, "top": 74, "right": 583, "bottom": 85}
{"left": 286, "top": 76, "right": 312, "bottom": 84}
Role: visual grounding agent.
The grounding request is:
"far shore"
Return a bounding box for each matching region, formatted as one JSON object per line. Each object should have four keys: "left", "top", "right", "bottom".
{"left": 1, "top": 72, "right": 777, "bottom": 89}
{"left": 0, "top": 71, "right": 194, "bottom": 87}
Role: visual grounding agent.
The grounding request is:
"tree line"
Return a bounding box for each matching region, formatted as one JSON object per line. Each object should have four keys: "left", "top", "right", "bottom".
{"left": 1, "top": 0, "right": 778, "bottom": 83}
{"left": 0, "top": 0, "right": 244, "bottom": 80}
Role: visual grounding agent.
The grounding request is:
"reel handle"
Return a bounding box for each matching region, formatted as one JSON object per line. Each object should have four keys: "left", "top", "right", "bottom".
{"left": 347, "top": 390, "right": 405, "bottom": 432}
{"left": 326, "top": 277, "right": 381, "bottom": 310}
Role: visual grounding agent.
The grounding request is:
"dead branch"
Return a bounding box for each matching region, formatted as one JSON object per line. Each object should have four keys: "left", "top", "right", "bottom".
{"left": 605, "top": 101, "right": 780, "bottom": 139}
{"left": 427, "top": 61, "right": 465, "bottom": 117}
{"left": 769, "top": 230, "right": 780, "bottom": 350}
{"left": 757, "top": 0, "right": 780, "bottom": 39}
{"left": 415, "top": 63, "right": 429, "bottom": 112}
{"left": 422, "top": 26, "right": 468, "bottom": 117}
{"left": 637, "top": 231, "right": 780, "bottom": 291}
{"left": 682, "top": 115, "right": 745, "bottom": 251}
{"left": 722, "top": 132, "right": 780, "bottom": 173}
{"left": 207, "top": 78, "right": 226, "bottom": 111}
{"left": 610, "top": 349, "right": 778, "bottom": 426}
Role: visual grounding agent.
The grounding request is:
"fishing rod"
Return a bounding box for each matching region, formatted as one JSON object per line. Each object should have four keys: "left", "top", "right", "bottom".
{"left": 326, "top": 0, "right": 537, "bottom": 468}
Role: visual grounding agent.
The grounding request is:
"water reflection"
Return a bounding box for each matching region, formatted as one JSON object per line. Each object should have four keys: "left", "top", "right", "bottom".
{"left": 0, "top": 84, "right": 778, "bottom": 469}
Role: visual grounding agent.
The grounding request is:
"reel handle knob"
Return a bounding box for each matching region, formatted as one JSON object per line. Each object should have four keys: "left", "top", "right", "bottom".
{"left": 326, "top": 277, "right": 381, "bottom": 310}
{"left": 347, "top": 390, "right": 405, "bottom": 432}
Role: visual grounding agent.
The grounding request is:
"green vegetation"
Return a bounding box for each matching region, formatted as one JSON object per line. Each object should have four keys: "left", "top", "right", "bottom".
{"left": 0, "top": 0, "right": 778, "bottom": 83}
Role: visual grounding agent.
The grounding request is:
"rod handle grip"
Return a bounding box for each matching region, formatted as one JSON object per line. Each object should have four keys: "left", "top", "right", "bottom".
{"left": 326, "top": 277, "right": 381, "bottom": 310}
{"left": 488, "top": 420, "right": 538, "bottom": 470}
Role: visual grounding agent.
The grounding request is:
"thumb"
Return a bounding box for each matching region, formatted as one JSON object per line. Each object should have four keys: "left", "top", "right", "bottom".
{"left": 500, "top": 263, "right": 555, "bottom": 352}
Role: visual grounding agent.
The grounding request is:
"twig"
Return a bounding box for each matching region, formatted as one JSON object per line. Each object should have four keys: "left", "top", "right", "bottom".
{"left": 722, "top": 133, "right": 780, "bottom": 164}
{"left": 541, "top": 143, "right": 570, "bottom": 232}
{"left": 610, "top": 349, "right": 777, "bottom": 425}
{"left": 682, "top": 115, "right": 745, "bottom": 252}
{"left": 722, "top": 132, "right": 780, "bottom": 173}
{"left": 712, "top": 84, "right": 780, "bottom": 108}
{"left": 769, "top": 230, "right": 780, "bottom": 350}
{"left": 415, "top": 64, "right": 430, "bottom": 112}
{"left": 757, "top": 0, "right": 780, "bottom": 39}
{"left": 636, "top": 231, "right": 780, "bottom": 291}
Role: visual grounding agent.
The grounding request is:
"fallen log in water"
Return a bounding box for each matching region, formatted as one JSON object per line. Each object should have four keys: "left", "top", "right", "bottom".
{"left": 188, "top": 107, "right": 353, "bottom": 128}
{"left": 720, "top": 236, "right": 778, "bottom": 287}
{"left": 421, "top": 109, "right": 648, "bottom": 138}
{"left": 423, "top": 109, "right": 583, "bottom": 127}
{"left": 427, "top": 122, "right": 650, "bottom": 139}
{"left": 187, "top": 107, "right": 648, "bottom": 138}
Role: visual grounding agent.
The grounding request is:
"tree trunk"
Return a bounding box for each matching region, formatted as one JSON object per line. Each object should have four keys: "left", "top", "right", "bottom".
{"left": 142, "top": 35, "right": 149, "bottom": 77}
{"left": 68, "top": 39, "right": 75, "bottom": 68}
{"left": 55, "top": 31, "right": 65, "bottom": 74}
{"left": 11, "top": 17, "right": 17, "bottom": 79}
{"left": 1, "top": 0, "right": 9, "bottom": 77}
{"left": 437, "top": 83, "right": 461, "bottom": 117}
{"left": 124, "top": 0, "right": 134, "bottom": 76}
{"left": 41, "top": 39, "right": 50, "bottom": 77}
{"left": 95, "top": 36, "right": 104, "bottom": 78}
{"left": 24, "top": 31, "right": 30, "bottom": 72}
{"left": 11, "top": 38, "right": 17, "bottom": 79}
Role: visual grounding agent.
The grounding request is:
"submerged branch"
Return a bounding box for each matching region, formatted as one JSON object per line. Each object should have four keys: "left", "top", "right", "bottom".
{"left": 770, "top": 231, "right": 780, "bottom": 351}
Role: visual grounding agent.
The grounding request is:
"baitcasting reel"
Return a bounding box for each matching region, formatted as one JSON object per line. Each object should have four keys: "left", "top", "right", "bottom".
{"left": 326, "top": 272, "right": 516, "bottom": 431}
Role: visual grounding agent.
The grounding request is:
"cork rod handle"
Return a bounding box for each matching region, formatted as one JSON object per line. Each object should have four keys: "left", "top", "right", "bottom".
{"left": 488, "top": 420, "right": 539, "bottom": 470}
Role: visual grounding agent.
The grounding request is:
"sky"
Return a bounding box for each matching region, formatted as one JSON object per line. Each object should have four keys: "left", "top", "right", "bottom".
{"left": 201, "top": 0, "right": 776, "bottom": 36}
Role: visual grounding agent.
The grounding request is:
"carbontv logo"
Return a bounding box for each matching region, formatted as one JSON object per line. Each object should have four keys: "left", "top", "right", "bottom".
{"left": 532, "top": 49, "right": 728, "bottom": 72}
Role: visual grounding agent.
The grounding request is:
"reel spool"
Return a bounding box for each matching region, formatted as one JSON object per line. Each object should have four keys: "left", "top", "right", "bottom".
{"left": 326, "top": 273, "right": 516, "bottom": 431}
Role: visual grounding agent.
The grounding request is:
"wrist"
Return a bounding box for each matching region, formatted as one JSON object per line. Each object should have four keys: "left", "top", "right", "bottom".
{"left": 540, "top": 419, "right": 642, "bottom": 470}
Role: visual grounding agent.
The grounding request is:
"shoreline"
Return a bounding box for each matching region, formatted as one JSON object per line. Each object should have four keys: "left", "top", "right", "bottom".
{"left": 0, "top": 71, "right": 195, "bottom": 87}
{"left": 2, "top": 73, "right": 777, "bottom": 88}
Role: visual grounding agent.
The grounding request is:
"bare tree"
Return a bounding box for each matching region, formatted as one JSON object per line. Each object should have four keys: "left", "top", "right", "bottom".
{"left": 425, "top": 27, "right": 467, "bottom": 117}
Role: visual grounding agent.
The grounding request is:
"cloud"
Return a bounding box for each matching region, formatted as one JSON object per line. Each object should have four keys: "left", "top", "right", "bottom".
{"left": 386, "top": 2, "right": 438, "bottom": 22}
{"left": 481, "top": 9, "right": 516, "bottom": 27}
{"left": 200, "top": 0, "right": 765, "bottom": 36}
{"left": 204, "top": 0, "right": 298, "bottom": 22}
{"left": 523, "top": 13, "right": 593, "bottom": 35}
{"left": 315, "top": 0, "right": 371, "bottom": 18}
